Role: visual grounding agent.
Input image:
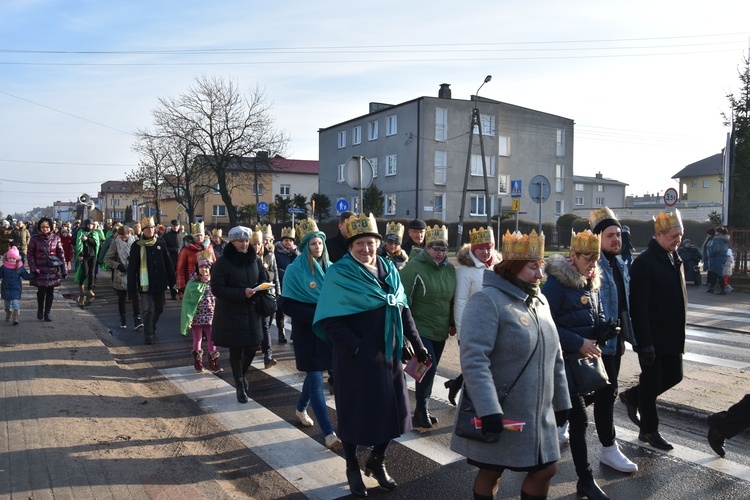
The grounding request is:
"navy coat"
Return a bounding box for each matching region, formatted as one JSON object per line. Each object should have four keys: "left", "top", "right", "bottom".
{"left": 280, "top": 296, "right": 332, "bottom": 372}
{"left": 0, "top": 265, "right": 35, "bottom": 300}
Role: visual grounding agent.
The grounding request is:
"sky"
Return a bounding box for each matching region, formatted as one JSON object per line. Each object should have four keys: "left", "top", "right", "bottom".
{"left": 1, "top": 0, "right": 749, "bottom": 218}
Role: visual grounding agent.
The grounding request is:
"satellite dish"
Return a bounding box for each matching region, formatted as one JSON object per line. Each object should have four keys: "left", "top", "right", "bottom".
{"left": 78, "top": 193, "right": 90, "bottom": 204}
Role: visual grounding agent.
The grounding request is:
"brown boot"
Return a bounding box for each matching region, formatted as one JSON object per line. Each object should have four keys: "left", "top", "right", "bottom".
{"left": 192, "top": 350, "right": 205, "bottom": 373}
{"left": 208, "top": 351, "right": 223, "bottom": 374}
{"left": 12, "top": 310, "right": 19, "bottom": 326}
{"left": 5, "top": 309, "right": 10, "bottom": 322}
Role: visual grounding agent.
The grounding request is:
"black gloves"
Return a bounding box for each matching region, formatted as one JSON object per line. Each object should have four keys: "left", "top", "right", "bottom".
{"left": 117, "top": 264, "right": 127, "bottom": 273}
{"left": 638, "top": 345, "right": 656, "bottom": 367}
{"left": 416, "top": 347, "right": 432, "bottom": 364}
{"left": 481, "top": 413, "right": 504, "bottom": 435}
{"left": 596, "top": 318, "right": 621, "bottom": 345}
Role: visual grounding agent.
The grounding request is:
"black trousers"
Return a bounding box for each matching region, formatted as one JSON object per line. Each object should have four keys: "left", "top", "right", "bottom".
{"left": 637, "top": 354, "right": 683, "bottom": 433}
{"left": 712, "top": 394, "right": 750, "bottom": 439}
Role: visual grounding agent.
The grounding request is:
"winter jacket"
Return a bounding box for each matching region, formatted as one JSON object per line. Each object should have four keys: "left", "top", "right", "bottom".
{"left": 542, "top": 254, "right": 606, "bottom": 354}
{"left": 450, "top": 270, "right": 571, "bottom": 468}
{"left": 453, "top": 243, "right": 501, "bottom": 340}
{"left": 326, "top": 231, "right": 348, "bottom": 263}
{"left": 274, "top": 241, "right": 297, "bottom": 284}
{"left": 0, "top": 227, "right": 14, "bottom": 255}
{"left": 280, "top": 296, "right": 332, "bottom": 372}
{"left": 261, "top": 250, "right": 281, "bottom": 296}
{"left": 706, "top": 233, "right": 730, "bottom": 275}
{"left": 377, "top": 245, "right": 409, "bottom": 271}
{"left": 724, "top": 249, "right": 734, "bottom": 276}
{"left": 399, "top": 248, "right": 456, "bottom": 342}
{"left": 629, "top": 238, "right": 687, "bottom": 355}
{"left": 60, "top": 234, "right": 74, "bottom": 263}
{"left": 176, "top": 241, "right": 216, "bottom": 292}
{"left": 0, "top": 264, "right": 34, "bottom": 301}
{"left": 28, "top": 232, "right": 66, "bottom": 288}
{"left": 127, "top": 235, "right": 176, "bottom": 297}
{"left": 210, "top": 242, "right": 268, "bottom": 349}
{"left": 103, "top": 235, "right": 137, "bottom": 292}
{"left": 162, "top": 229, "right": 183, "bottom": 269}
{"left": 11, "top": 226, "right": 30, "bottom": 255}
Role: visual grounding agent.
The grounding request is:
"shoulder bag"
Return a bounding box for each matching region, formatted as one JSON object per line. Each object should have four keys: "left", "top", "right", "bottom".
{"left": 42, "top": 241, "right": 64, "bottom": 268}
{"left": 255, "top": 259, "right": 277, "bottom": 317}
{"left": 564, "top": 352, "right": 610, "bottom": 396}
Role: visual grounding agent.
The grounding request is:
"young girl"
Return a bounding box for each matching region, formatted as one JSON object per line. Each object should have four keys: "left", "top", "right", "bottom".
{"left": 723, "top": 247, "right": 735, "bottom": 294}
{"left": 180, "top": 257, "right": 222, "bottom": 373}
{"left": 1, "top": 246, "right": 35, "bottom": 325}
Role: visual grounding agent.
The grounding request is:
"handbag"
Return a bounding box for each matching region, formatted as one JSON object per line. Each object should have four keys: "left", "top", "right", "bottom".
{"left": 256, "top": 291, "right": 277, "bottom": 317}
{"left": 401, "top": 337, "right": 416, "bottom": 362}
{"left": 42, "top": 243, "right": 64, "bottom": 268}
{"left": 564, "top": 352, "right": 610, "bottom": 396}
{"left": 454, "top": 329, "right": 540, "bottom": 443}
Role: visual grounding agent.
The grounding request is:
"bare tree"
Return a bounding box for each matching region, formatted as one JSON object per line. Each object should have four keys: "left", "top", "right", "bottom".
{"left": 129, "top": 131, "right": 169, "bottom": 224}
{"left": 152, "top": 75, "right": 289, "bottom": 227}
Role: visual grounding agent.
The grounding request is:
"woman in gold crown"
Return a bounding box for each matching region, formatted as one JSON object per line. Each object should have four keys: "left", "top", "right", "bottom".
{"left": 250, "top": 229, "right": 281, "bottom": 370}
{"left": 451, "top": 230, "right": 570, "bottom": 500}
{"left": 312, "top": 213, "right": 429, "bottom": 497}
{"left": 377, "top": 222, "right": 409, "bottom": 270}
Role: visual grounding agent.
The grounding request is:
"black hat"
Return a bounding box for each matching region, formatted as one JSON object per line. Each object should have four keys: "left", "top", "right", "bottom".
{"left": 408, "top": 219, "right": 427, "bottom": 230}
{"left": 171, "top": 219, "right": 179, "bottom": 226}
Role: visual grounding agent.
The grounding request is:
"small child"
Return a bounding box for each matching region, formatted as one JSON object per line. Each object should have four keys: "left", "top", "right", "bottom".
{"left": 180, "top": 258, "right": 222, "bottom": 373}
{"left": 723, "top": 247, "right": 735, "bottom": 294}
{"left": 1, "top": 246, "right": 35, "bottom": 325}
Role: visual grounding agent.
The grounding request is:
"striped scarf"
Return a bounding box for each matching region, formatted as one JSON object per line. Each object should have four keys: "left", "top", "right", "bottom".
{"left": 136, "top": 236, "right": 157, "bottom": 292}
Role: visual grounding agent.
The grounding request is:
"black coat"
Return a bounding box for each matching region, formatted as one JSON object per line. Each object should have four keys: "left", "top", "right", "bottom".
{"left": 320, "top": 258, "right": 425, "bottom": 446}
{"left": 326, "top": 231, "right": 348, "bottom": 263}
{"left": 127, "top": 236, "right": 176, "bottom": 297}
{"left": 629, "top": 238, "right": 687, "bottom": 355}
{"left": 279, "top": 296, "right": 332, "bottom": 372}
{"left": 211, "top": 243, "right": 268, "bottom": 348}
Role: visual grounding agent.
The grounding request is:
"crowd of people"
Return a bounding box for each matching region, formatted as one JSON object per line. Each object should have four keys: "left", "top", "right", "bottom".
{"left": 0, "top": 209, "right": 745, "bottom": 499}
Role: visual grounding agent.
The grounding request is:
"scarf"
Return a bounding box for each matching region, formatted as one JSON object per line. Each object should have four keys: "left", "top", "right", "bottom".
{"left": 514, "top": 278, "right": 540, "bottom": 299}
{"left": 282, "top": 248, "right": 327, "bottom": 304}
{"left": 312, "top": 253, "right": 408, "bottom": 362}
{"left": 136, "top": 236, "right": 157, "bottom": 291}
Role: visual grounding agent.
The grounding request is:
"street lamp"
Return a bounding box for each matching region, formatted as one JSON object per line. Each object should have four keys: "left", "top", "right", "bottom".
{"left": 456, "top": 75, "right": 493, "bottom": 252}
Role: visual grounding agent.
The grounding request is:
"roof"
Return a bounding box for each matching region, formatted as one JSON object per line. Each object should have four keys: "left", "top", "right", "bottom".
{"left": 572, "top": 175, "right": 628, "bottom": 186}
{"left": 672, "top": 153, "right": 723, "bottom": 179}
{"left": 193, "top": 154, "right": 318, "bottom": 174}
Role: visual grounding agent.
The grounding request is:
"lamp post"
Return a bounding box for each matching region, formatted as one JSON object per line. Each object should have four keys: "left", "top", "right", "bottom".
{"left": 456, "top": 75, "right": 492, "bottom": 252}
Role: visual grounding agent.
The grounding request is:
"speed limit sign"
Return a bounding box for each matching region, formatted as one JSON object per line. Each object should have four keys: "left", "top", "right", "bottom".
{"left": 663, "top": 187, "right": 678, "bottom": 207}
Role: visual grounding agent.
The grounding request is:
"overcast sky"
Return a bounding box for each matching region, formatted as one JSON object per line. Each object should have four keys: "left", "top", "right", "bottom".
{"left": 1, "top": 0, "right": 749, "bottom": 218}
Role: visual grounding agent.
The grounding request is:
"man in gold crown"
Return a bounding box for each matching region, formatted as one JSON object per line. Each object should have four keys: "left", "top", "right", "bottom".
{"left": 620, "top": 210, "right": 687, "bottom": 452}
{"left": 377, "top": 221, "right": 409, "bottom": 270}
{"left": 543, "top": 229, "right": 622, "bottom": 498}
{"left": 127, "top": 216, "right": 177, "bottom": 344}
{"left": 176, "top": 220, "right": 215, "bottom": 300}
{"left": 400, "top": 224, "right": 456, "bottom": 428}
{"left": 163, "top": 219, "right": 184, "bottom": 299}
{"left": 273, "top": 226, "right": 297, "bottom": 343}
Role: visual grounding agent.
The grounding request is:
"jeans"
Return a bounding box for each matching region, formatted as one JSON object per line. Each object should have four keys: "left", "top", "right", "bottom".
{"left": 4, "top": 298, "right": 20, "bottom": 311}
{"left": 414, "top": 337, "right": 446, "bottom": 412}
{"left": 297, "top": 371, "right": 334, "bottom": 435}
{"left": 261, "top": 315, "right": 273, "bottom": 358}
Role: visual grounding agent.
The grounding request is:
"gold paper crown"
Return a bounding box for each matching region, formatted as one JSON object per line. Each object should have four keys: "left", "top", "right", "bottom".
{"left": 385, "top": 222, "right": 404, "bottom": 239}
{"left": 140, "top": 216, "right": 154, "bottom": 229}
{"left": 256, "top": 224, "right": 273, "bottom": 240}
{"left": 196, "top": 249, "right": 215, "bottom": 263}
{"left": 190, "top": 221, "right": 205, "bottom": 235}
{"left": 501, "top": 230, "right": 545, "bottom": 261}
{"left": 250, "top": 230, "right": 263, "bottom": 244}
{"left": 425, "top": 224, "right": 449, "bottom": 245}
{"left": 653, "top": 209, "right": 683, "bottom": 233}
{"left": 470, "top": 227, "right": 495, "bottom": 246}
{"left": 589, "top": 206, "right": 618, "bottom": 233}
{"left": 280, "top": 227, "right": 296, "bottom": 240}
{"left": 295, "top": 219, "right": 320, "bottom": 241}
{"left": 346, "top": 213, "right": 380, "bottom": 240}
{"left": 211, "top": 228, "right": 223, "bottom": 238}
{"left": 570, "top": 229, "right": 601, "bottom": 254}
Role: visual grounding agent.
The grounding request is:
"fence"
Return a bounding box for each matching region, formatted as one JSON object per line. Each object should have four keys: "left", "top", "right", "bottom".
{"left": 731, "top": 229, "right": 750, "bottom": 275}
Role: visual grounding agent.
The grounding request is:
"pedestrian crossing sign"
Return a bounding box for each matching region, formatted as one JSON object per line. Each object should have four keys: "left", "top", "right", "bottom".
{"left": 511, "top": 180, "right": 522, "bottom": 198}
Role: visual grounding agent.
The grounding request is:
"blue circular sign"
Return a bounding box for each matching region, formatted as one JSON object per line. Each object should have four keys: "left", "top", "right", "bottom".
{"left": 257, "top": 202, "right": 269, "bottom": 215}
{"left": 336, "top": 198, "right": 349, "bottom": 213}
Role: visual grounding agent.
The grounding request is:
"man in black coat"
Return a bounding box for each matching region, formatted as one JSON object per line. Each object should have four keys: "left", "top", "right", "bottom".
{"left": 326, "top": 211, "right": 354, "bottom": 263}
{"left": 127, "top": 217, "right": 176, "bottom": 344}
{"left": 162, "top": 219, "right": 183, "bottom": 299}
{"left": 620, "top": 210, "right": 687, "bottom": 451}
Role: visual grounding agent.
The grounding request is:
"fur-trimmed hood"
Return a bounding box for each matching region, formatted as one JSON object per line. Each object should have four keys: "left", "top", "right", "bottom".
{"left": 544, "top": 253, "right": 601, "bottom": 291}
{"left": 456, "top": 243, "right": 502, "bottom": 268}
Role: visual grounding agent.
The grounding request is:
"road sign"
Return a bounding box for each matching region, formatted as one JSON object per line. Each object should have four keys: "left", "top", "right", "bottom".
{"left": 528, "top": 175, "right": 551, "bottom": 204}
{"left": 510, "top": 180, "right": 522, "bottom": 198}
{"left": 257, "top": 202, "right": 269, "bottom": 215}
{"left": 288, "top": 208, "right": 306, "bottom": 214}
{"left": 512, "top": 198, "right": 520, "bottom": 212}
{"left": 175, "top": 203, "right": 186, "bottom": 214}
{"left": 336, "top": 198, "right": 349, "bottom": 213}
{"left": 664, "top": 187, "right": 679, "bottom": 207}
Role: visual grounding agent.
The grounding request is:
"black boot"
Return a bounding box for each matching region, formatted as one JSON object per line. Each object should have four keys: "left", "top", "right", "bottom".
{"left": 444, "top": 373, "right": 463, "bottom": 406}
{"left": 346, "top": 465, "right": 368, "bottom": 497}
{"left": 230, "top": 360, "right": 248, "bottom": 403}
{"left": 576, "top": 477, "right": 610, "bottom": 500}
{"left": 37, "top": 305, "right": 43, "bottom": 321}
{"left": 520, "top": 490, "right": 547, "bottom": 499}
{"left": 412, "top": 407, "right": 433, "bottom": 428}
{"left": 43, "top": 302, "right": 52, "bottom": 322}
{"left": 473, "top": 492, "right": 493, "bottom": 500}
{"left": 364, "top": 452, "right": 396, "bottom": 490}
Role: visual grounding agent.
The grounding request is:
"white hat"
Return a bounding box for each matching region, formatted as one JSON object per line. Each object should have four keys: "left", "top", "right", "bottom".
{"left": 228, "top": 226, "right": 253, "bottom": 241}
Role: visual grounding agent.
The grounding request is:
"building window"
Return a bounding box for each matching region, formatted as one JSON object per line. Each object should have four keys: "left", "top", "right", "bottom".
{"left": 111, "top": 198, "right": 120, "bottom": 206}
{"left": 386, "top": 155, "right": 397, "bottom": 176}
{"left": 434, "top": 193, "right": 445, "bottom": 219}
{"left": 338, "top": 130, "right": 346, "bottom": 149}
{"left": 555, "top": 200, "right": 564, "bottom": 216}
{"left": 352, "top": 126, "right": 362, "bottom": 145}
{"left": 370, "top": 157, "right": 378, "bottom": 177}
{"left": 575, "top": 183, "right": 584, "bottom": 191}
{"left": 703, "top": 180, "right": 710, "bottom": 188}
{"left": 436, "top": 108, "right": 448, "bottom": 141}
{"left": 212, "top": 183, "right": 220, "bottom": 194}
{"left": 498, "top": 174, "right": 509, "bottom": 195}
{"left": 368, "top": 120, "right": 378, "bottom": 141}
{"left": 212, "top": 205, "right": 227, "bottom": 217}
{"left": 386, "top": 115, "right": 397, "bottom": 136}
{"left": 597, "top": 184, "right": 604, "bottom": 192}
{"left": 556, "top": 129, "right": 566, "bottom": 157}
{"left": 470, "top": 194, "right": 487, "bottom": 216}
{"left": 434, "top": 151, "right": 447, "bottom": 185}
{"left": 280, "top": 184, "right": 290, "bottom": 196}
{"left": 252, "top": 183, "right": 264, "bottom": 196}
{"left": 575, "top": 197, "right": 584, "bottom": 206}
{"left": 385, "top": 194, "right": 397, "bottom": 215}
{"left": 692, "top": 180, "right": 698, "bottom": 187}
{"left": 470, "top": 155, "right": 496, "bottom": 176}
{"left": 595, "top": 197, "right": 605, "bottom": 205}
{"left": 337, "top": 164, "right": 345, "bottom": 183}
{"left": 555, "top": 164, "right": 565, "bottom": 192}
{"left": 499, "top": 136, "right": 510, "bottom": 156}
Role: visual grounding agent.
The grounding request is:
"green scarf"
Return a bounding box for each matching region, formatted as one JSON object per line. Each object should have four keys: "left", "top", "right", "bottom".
{"left": 281, "top": 249, "right": 327, "bottom": 304}
{"left": 514, "top": 278, "right": 540, "bottom": 298}
{"left": 312, "top": 253, "right": 408, "bottom": 361}
{"left": 136, "top": 237, "right": 157, "bottom": 292}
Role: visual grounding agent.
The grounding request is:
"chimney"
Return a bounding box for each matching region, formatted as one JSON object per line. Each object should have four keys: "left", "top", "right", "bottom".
{"left": 438, "top": 83, "right": 452, "bottom": 99}
{"left": 595, "top": 172, "right": 603, "bottom": 179}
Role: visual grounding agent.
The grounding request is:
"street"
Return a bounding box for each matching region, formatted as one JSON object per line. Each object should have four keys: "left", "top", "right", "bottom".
{"left": 68, "top": 277, "right": 750, "bottom": 499}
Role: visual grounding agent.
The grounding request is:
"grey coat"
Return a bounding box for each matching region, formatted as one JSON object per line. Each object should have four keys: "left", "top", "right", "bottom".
{"left": 450, "top": 271, "right": 570, "bottom": 468}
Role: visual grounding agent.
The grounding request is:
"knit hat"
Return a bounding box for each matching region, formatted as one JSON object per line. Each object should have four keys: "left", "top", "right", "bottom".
{"left": 589, "top": 206, "right": 621, "bottom": 235}
{"left": 4, "top": 246, "right": 21, "bottom": 269}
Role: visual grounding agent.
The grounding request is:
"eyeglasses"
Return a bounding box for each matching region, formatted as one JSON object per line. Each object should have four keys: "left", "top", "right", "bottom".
{"left": 429, "top": 246, "right": 449, "bottom": 254}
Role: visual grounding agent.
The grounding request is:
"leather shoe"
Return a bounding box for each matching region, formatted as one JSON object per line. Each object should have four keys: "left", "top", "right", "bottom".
{"left": 346, "top": 466, "right": 367, "bottom": 497}
{"left": 444, "top": 378, "right": 461, "bottom": 406}
{"left": 576, "top": 477, "right": 610, "bottom": 500}
{"left": 638, "top": 431, "right": 673, "bottom": 451}
{"left": 707, "top": 417, "right": 726, "bottom": 457}
{"left": 619, "top": 391, "right": 640, "bottom": 426}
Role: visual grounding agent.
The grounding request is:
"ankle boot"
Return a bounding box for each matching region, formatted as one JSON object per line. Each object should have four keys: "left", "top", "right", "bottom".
{"left": 208, "top": 351, "right": 223, "bottom": 374}
{"left": 44, "top": 302, "right": 52, "bottom": 322}
{"left": 37, "top": 305, "right": 43, "bottom": 320}
{"left": 444, "top": 373, "right": 463, "bottom": 406}
{"left": 5, "top": 309, "right": 10, "bottom": 322}
{"left": 192, "top": 350, "right": 205, "bottom": 373}
{"left": 364, "top": 452, "right": 396, "bottom": 490}
{"left": 12, "top": 310, "right": 19, "bottom": 326}
{"left": 346, "top": 465, "right": 368, "bottom": 497}
{"left": 576, "top": 477, "right": 610, "bottom": 500}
